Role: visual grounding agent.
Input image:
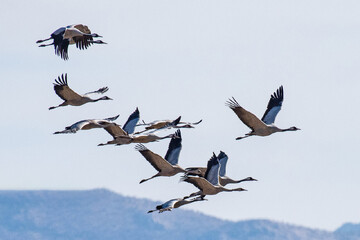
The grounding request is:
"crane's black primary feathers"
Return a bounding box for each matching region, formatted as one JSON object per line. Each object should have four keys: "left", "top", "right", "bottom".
{"left": 217, "top": 151, "right": 229, "bottom": 177}
{"left": 204, "top": 153, "right": 220, "bottom": 185}
{"left": 122, "top": 108, "right": 140, "bottom": 134}
{"left": 261, "top": 86, "right": 284, "bottom": 125}
{"left": 164, "top": 130, "right": 182, "bottom": 165}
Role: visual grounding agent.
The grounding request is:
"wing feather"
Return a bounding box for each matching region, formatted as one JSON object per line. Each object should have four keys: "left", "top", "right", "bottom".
{"left": 226, "top": 97, "right": 267, "bottom": 130}
{"left": 84, "top": 87, "right": 109, "bottom": 95}
{"left": 123, "top": 108, "right": 140, "bottom": 134}
{"left": 135, "top": 144, "right": 174, "bottom": 172}
{"left": 182, "top": 176, "right": 215, "bottom": 192}
{"left": 217, "top": 151, "right": 228, "bottom": 177}
{"left": 53, "top": 74, "right": 82, "bottom": 101}
{"left": 164, "top": 130, "right": 182, "bottom": 165}
{"left": 204, "top": 153, "right": 220, "bottom": 185}
{"left": 103, "top": 123, "right": 127, "bottom": 138}
{"left": 261, "top": 86, "right": 284, "bottom": 124}
{"left": 73, "top": 24, "right": 91, "bottom": 34}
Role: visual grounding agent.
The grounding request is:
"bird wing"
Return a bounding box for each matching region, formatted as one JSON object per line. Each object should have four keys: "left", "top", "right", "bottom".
{"left": 50, "top": 27, "right": 67, "bottom": 58}
{"left": 173, "top": 198, "right": 190, "bottom": 209}
{"left": 73, "top": 24, "right": 91, "bottom": 34}
{"left": 182, "top": 176, "right": 215, "bottom": 192}
{"left": 79, "top": 122, "right": 102, "bottom": 130}
{"left": 174, "top": 196, "right": 205, "bottom": 209}
{"left": 73, "top": 36, "right": 93, "bottom": 50}
{"left": 164, "top": 130, "right": 182, "bottom": 165}
{"left": 71, "top": 24, "right": 94, "bottom": 50}
{"left": 217, "top": 151, "right": 228, "bottom": 177}
{"left": 261, "top": 86, "right": 284, "bottom": 125}
{"left": 70, "top": 120, "right": 91, "bottom": 131}
{"left": 55, "top": 38, "right": 69, "bottom": 60}
{"left": 123, "top": 108, "right": 140, "bottom": 134}
{"left": 103, "top": 123, "right": 127, "bottom": 138}
{"left": 53, "top": 74, "right": 82, "bottom": 101}
{"left": 135, "top": 144, "right": 174, "bottom": 173}
{"left": 226, "top": 97, "right": 267, "bottom": 131}
{"left": 162, "top": 199, "right": 180, "bottom": 209}
{"left": 84, "top": 87, "right": 109, "bottom": 95}
{"left": 204, "top": 154, "right": 220, "bottom": 186}
{"left": 163, "top": 116, "right": 181, "bottom": 128}
{"left": 104, "top": 115, "right": 120, "bottom": 122}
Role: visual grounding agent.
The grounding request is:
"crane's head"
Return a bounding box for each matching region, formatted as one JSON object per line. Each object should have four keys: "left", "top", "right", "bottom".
{"left": 96, "top": 40, "right": 107, "bottom": 44}
{"left": 92, "top": 33, "right": 103, "bottom": 38}
{"left": 244, "top": 177, "right": 258, "bottom": 182}
{"left": 289, "top": 126, "right": 301, "bottom": 131}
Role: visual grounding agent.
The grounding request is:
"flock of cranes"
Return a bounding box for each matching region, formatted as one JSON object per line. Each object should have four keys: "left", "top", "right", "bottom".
{"left": 38, "top": 24, "right": 300, "bottom": 214}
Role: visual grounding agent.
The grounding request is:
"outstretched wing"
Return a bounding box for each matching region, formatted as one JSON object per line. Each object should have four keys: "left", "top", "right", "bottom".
{"left": 53, "top": 74, "right": 81, "bottom": 101}
{"left": 56, "top": 38, "right": 70, "bottom": 60}
{"left": 135, "top": 144, "right": 174, "bottom": 173}
{"left": 261, "top": 86, "right": 284, "bottom": 125}
{"left": 181, "top": 176, "right": 215, "bottom": 192}
{"left": 123, "top": 108, "right": 140, "bottom": 134}
{"left": 204, "top": 153, "right": 220, "bottom": 186}
{"left": 103, "top": 123, "right": 127, "bottom": 138}
{"left": 73, "top": 24, "right": 93, "bottom": 50}
{"left": 104, "top": 115, "right": 120, "bottom": 122}
{"left": 164, "top": 130, "right": 182, "bottom": 165}
{"left": 164, "top": 116, "right": 181, "bottom": 128}
{"left": 226, "top": 97, "right": 267, "bottom": 131}
{"left": 217, "top": 151, "right": 228, "bottom": 177}
{"left": 73, "top": 24, "right": 91, "bottom": 34}
{"left": 84, "top": 87, "right": 109, "bottom": 95}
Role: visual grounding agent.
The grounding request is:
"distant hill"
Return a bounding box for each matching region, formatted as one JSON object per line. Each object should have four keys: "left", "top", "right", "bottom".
{"left": 335, "top": 223, "right": 360, "bottom": 240}
{"left": 0, "top": 189, "right": 358, "bottom": 240}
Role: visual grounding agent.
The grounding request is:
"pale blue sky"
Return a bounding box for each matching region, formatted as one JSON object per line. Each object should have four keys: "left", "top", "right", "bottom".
{"left": 1, "top": 0, "right": 360, "bottom": 231}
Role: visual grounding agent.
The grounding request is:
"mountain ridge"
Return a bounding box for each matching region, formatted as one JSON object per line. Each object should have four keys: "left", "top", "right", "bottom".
{"left": 0, "top": 189, "right": 358, "bottom": 240}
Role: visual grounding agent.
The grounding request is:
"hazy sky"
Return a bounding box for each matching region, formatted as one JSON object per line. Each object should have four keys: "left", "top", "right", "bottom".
{"left": 1, "top": 0, "right": 360, "bottom": 231}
